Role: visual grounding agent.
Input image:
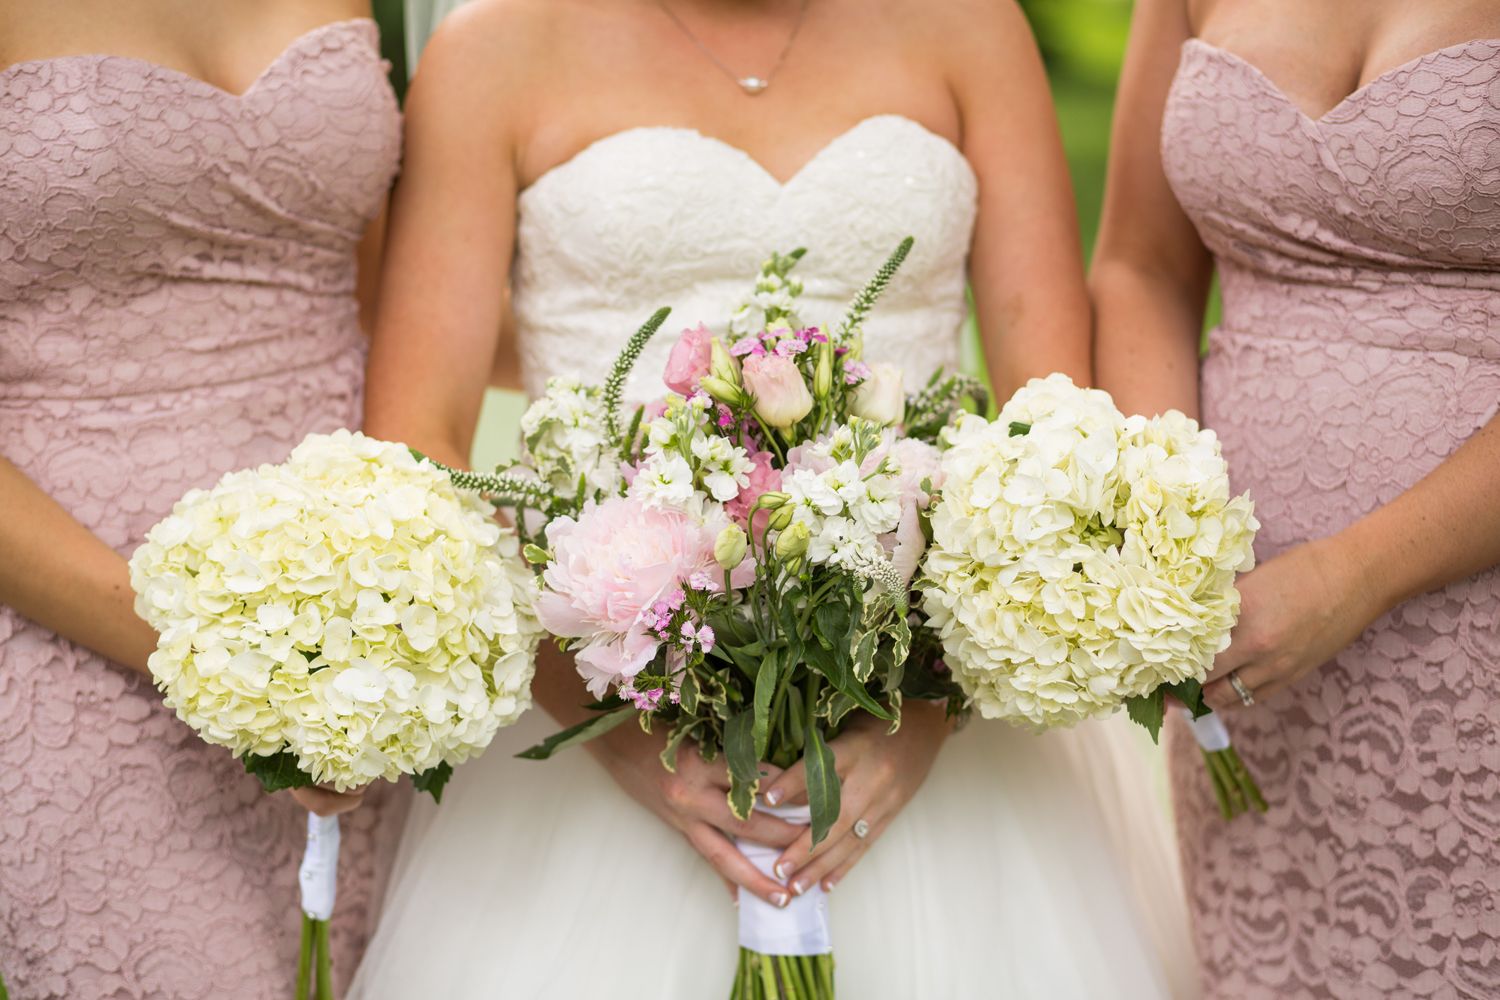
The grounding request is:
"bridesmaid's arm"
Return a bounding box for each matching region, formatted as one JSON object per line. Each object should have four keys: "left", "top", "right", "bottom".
{"left": 961, "top": 0, "right": 1093, "bottom": 391}
{"left": 0, "top": 457, "right": 157, "bottom": 676}
{"left": 1089, "top": 0, "right": 1213, "bottom": 418}
{"left": 355, "top": 205, "right": 389, "bottom": 336}
{"left": 1203, "top": 417, "right": 1500, "bottom": 711}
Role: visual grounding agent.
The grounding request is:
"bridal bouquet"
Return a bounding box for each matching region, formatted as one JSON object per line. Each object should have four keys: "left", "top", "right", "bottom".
{"left": 129, "top": 430, "right": 542, "bottom": 999}
{"left": 919, "top": 374, "right": 1267, "bottom": 816}
{"left": 439, "top": 240, "right": 977, "bottom": 999}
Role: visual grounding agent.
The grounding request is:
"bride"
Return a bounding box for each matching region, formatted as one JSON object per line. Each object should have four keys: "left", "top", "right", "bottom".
{"left": 353, "top": 1, "right": 1192, "bottom": 996}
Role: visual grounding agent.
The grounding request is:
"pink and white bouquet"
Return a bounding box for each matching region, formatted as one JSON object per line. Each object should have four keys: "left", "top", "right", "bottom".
{"left": 438, "top": 240, "right": 982, "bottom": 999}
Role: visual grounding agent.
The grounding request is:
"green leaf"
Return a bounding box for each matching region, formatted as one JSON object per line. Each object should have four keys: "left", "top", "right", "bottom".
{"left": 752, "top": 650, "right": 779, "bottom": 762}
{"left": 724, "top": 710, "right": 760, "bottom": 820}
{"left": 516, "top": 707, "right": 634, "bottom": 759}
{"left": 1008, "top": 421, "right": 1031, "bottom": 437}
{"left": 680, "top": 670, "right": 700, "bottom": 715}
{"left": 1167, "top": 678, "right": 1211, "bottom": 719}
{"left": 804, "top": 721, "right": 841, "bottom": 847}
{"left": 852, "top": 629, "right": 879, "bottom": 683}
{"left": 243, "top": 749, "right": 314, "bottom": 793}
{"left": 659, "top": 723, "right": 695, "bottom": 773}
{"left": 804, "top": 640, "right": 894, "bottom": 722}
{"left": 411, "top": 761, "right": 453, "bottom": 803}
{"left": 813, "top": 601, "right": 849, "bottom": 652}
{"left": 1126, "top": 688, "right": 1168, "bottom": 744}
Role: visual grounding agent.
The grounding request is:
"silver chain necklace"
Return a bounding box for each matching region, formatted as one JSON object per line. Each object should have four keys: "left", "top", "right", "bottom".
{"left": 656, "top": 0, "right": 811, "bottom": 96}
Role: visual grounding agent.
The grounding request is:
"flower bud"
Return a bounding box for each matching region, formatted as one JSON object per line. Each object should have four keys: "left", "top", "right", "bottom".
{"left": 699, "top": 375, "right": 742, "bottom": 406}
{"left": 755, "top": 491, "right": 791, "bottom": 509}
{"left": 714, "top": 525, "right": 748, "bottom": 571}
{"left": 710, "top": 338, "right": 741, "bottom": 386}
{"left": 849, "top": 362, "right": 906, "bottom": 426}
{"left": 767, "top": 506, "right": 794, "bottom": 532}
{"left": 742, "top": 354, "right": 813, "bottom": 430}
{"left": 813, "top": 340, "right": 833, "bottom": 400}
{"left": 774, "top": 521, "right": 811, "bottom": 561}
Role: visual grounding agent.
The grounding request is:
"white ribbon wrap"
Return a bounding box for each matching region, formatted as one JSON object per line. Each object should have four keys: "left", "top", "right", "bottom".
{"left": 1179, "top": 706, "right": 1232, "bottom": 752}
{"left": 299, "top": 812, "right": 341, "bottom": 921}
{"left": 735, "top": 802, "right": 834, "bottom": 956}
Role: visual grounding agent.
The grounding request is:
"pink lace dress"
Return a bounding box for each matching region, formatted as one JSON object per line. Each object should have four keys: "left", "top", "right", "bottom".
{"left": 1161, "top": 39, "right": 1500, "bottom": 999}
{"left": 0, "top": 20, "right": 407, "bottom": 998}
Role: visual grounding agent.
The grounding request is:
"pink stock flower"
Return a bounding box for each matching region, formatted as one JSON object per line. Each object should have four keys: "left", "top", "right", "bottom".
{"left": 843, "top": 360, "right": 872, "bottom": 385}
{"left": 724, "top": 450, "right": 782, "bottom": 534}
{"left": 663, "top": 324, "right": 714, "bottom": 396}
{"left": 535, "top": 497, "right": 754, "bottom": 697}
{"left": 742, "top": 353, "right": 814, "bottom": 429}
{"left": 730, "top": 338, "right": 766, "bottom": 358}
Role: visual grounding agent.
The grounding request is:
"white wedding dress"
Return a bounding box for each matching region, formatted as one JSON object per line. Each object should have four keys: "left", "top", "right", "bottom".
{"left": 349, "top": 114, "right": 1195, "bottom": 999}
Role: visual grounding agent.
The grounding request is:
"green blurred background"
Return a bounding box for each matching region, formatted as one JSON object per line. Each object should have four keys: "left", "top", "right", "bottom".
{"left": 371, "top": 0, "right": 1137, "bottom": 468}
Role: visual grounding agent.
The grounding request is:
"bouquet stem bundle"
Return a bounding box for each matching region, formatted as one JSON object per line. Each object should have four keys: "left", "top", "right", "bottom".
{"left": 732, "top": 949, "right": 835, "bottom": 1000}
{"left": 294, "top": 812, "right": 340, "bottom": 999}
{"left": 1179, "top": 706, "right": 1267, "bottom": 818}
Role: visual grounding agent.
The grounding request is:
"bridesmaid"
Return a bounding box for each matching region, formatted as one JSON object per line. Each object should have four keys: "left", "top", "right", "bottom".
{"left": 1092, "top": 0, "right": 1500, "bottom": 996}
{"left": 0, "top": 1, "right": 405, "bottom": 996}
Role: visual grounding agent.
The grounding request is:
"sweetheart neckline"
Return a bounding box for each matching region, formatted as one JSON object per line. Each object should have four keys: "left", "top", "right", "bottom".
{"left": 1184, "top": 37, "right": 1500, "bottom": 125}
{"left": 0, "top": 18, "right": 375, "bottom": 102}
{"left": 517, "top": 114, "right": 974, "bottom": 202}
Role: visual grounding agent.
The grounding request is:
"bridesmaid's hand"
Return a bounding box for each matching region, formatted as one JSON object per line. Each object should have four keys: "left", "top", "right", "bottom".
{"left": 291, "top": 784, "right": 367, "bottom": 818}
{"left": 589, "top": 722, "right": 804, "bottom": 906}
{"left": 1203, "top": 535, "right": 1386, "bottom": 711}
{"left": 762, "top": 700, "right": 951, "bottom": 895}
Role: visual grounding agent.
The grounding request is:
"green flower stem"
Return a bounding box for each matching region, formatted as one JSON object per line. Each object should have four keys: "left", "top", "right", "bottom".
{"left": 731, "top": 950, "right": 835, "bottom": 999}
{"left": 1223, "top": 745, "right": 1269, "bottom": 812}
{"left": 1201, "top": 749, "right": 1233, "bottom": 819}
{"left": 296, "top": 913, "right": 314, "bottom": 1000}
{"left": 314, "top": 919, "right": 333, "bottom": 999}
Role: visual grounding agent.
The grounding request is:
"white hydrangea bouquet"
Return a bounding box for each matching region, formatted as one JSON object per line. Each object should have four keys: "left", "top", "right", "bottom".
{"left": 920, "top": 374, "right": 1267, "bottom": 817}
{"left": 432, "top": 239, "right": 980, "bottom": 1000}
{"left": 129, "top": 429, "right": 542, "bottom": 999}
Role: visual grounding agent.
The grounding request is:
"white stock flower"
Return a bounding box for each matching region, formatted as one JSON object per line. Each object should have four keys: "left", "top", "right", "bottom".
{"left": 130, "top": 430, "right": 544, "bottom": 791}
{"left": 520, "top": 378, "right": 622, "bottom": 500}
{"left": 919, "top": 374, "right": 1257, "bottom": 729}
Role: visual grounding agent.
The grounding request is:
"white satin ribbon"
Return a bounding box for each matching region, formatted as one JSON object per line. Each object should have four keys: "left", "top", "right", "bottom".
{"left": 1179, "top": 706, "right": 1232, "bottom": 752}
{"left": 299, "top": 812, "right": 341, "bottom": 921}
{"left": 735, "top": 802, "right": 834, "bottom": 956}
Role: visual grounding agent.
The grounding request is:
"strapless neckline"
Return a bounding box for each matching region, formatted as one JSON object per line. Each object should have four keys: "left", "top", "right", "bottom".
{"left": 0, "top": 17, "right": 375, "bottom": 102}
{"left": 1183, "top": 36, "right": 1500, "bottom": 125}
{"left": 519, "top": 114, "right": 973, "bottom": 198}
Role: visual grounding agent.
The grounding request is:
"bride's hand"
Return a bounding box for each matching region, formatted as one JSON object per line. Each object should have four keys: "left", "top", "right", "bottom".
{"left": 760, "top": 700, "right": 951, "bottom": 895}
{"left": 291, "top": 784, "right": 367, "bottom": 818}
{"left": 590, "top": 721, "right": 805, "bottom": 906}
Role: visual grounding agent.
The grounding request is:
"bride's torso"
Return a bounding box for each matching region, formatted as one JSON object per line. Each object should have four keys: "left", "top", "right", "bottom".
{"left": 511, "top": 114, "right": 978, "bottom": 402}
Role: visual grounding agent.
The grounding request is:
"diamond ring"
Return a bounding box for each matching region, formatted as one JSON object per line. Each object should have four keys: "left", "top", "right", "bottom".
{"left": 1229, "top": 671, "right": 1255, "bottom": 707}
{"left": 852, "top": 819, "right": 871, "bottom": 839}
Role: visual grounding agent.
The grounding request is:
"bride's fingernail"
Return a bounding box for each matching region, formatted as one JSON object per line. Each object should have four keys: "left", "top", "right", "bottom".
{"left": 771, "top": 892, "right": 790, "bottom": 908}
{"left": 765, "top": 789, "right": 783, "bottom": 806}
{"left": 791, "top": 879, "right": 806, "bottom": 896}
{"left": 774, "top": 861, "right": 790, "bottom": 880}
{"left": 823, "top": 877, "right": 838, "bottom": 892}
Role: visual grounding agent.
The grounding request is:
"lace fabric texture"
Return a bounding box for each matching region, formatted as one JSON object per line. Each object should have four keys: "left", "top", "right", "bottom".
{"left": 0, "top": 21, "right": 408, "bottom": 998}
{"left": 1162, "top": 39, "right": 1500, "bottom": 999}
{"left": 512, "top": 115, "right": 978, "bottom": 403}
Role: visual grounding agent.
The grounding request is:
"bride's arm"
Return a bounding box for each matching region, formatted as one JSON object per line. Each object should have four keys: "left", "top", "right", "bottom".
{"left": 964, "top": 1, "right": 1093, "bottom": 390}
{"left": 361, "top": 6, "right": 800, "bottom": 903}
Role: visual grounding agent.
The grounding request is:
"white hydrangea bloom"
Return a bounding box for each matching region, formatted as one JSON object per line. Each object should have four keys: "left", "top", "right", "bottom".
{"left": 519, "top": 377, "right": 622, "bottom": 500}
{"left": 130, "top": 430, "right": 544, "bottom": 791}
{"left": 920, "top": 374, "right": 1257, "bottom": 729}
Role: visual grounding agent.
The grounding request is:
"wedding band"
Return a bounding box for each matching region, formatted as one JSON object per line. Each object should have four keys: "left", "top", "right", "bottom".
{"left": 852, "top": 819, "right": 870, "bottom": 839}
{"left": 1229, "top": 671, "right": 1255, "bottom": 707}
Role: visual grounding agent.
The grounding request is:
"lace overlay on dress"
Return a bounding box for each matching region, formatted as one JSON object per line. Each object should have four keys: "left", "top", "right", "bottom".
{"left": 1162, "top": 39, "right": 1500, "bottom": 1000}
{"left": 512, "top": 115, "right": 978, "bottom": 403}
{"left": 0, "top": 21, "right": 407, "bottom": 999}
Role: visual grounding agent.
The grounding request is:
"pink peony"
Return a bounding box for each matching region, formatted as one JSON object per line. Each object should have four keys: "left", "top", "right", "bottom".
{"left": 742, "top": 353, "right": 814, "bottom": 429}
{"left": 663, "top": 324, "right": 714, "bottom": 396}
{"left": 535, "top": 496, "right": 753, "bottom": 696}
{"left": 724, "top": 449, "right": 783, "bottom": 536}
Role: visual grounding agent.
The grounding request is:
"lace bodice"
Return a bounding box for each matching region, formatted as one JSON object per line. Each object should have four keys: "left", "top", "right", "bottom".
{"left": 512, "top": 115, "right": 978, "bottom": 403}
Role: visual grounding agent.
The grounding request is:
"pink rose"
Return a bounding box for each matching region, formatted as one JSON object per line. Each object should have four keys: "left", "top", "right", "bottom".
{"left": 742, "top": 353, "right": 813, "bottom": 430}
{"left": 663, "top": 324, "right": 714, "bottom": 396}
{"left": 724, "top": 450, "right": 783, "bottom": 536}
{"left": 535, "top": 496, "right": 754, "bottom": 697}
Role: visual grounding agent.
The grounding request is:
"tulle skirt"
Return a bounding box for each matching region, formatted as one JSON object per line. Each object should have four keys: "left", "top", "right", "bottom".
{"left": 349, "top": 709, "right": 1195, "bottom": 999}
